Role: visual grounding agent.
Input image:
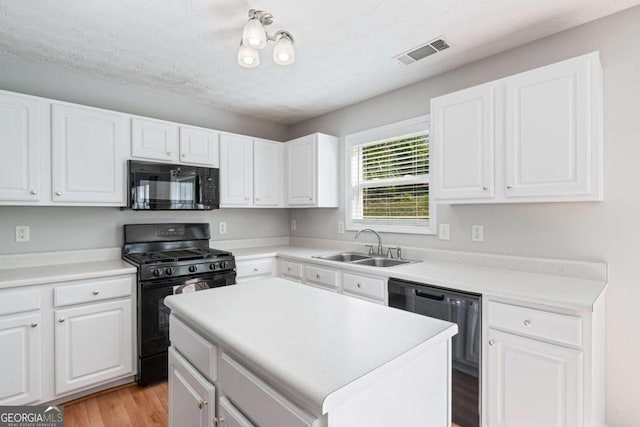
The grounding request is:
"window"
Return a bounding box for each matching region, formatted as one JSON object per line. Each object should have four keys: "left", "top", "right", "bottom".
{"left": 345, "top": 116, "right": 434, "bottom": 234}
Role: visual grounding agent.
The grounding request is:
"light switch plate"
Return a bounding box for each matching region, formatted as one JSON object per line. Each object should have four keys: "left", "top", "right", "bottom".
{"left": 338, "top": 221, "right": 345, "bottom": 234}
{"left": 471, "top": 225, "right": 484, "bottom": 242}
{"left": 218, "top": 222, "right": 227, "bottom": 234}
{"left": 15, "top": 226, "right": 30, "bottom": 242}
{"left": 291, "top": 219, "right": 297, "bottom": 231}
{"left": 438, "top": 224, "right": 450, "bottom": 241}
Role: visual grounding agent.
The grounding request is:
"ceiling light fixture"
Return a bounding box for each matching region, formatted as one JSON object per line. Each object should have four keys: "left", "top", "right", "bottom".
{"left": 238, "top": 9, "right": 295, "bottom": 68}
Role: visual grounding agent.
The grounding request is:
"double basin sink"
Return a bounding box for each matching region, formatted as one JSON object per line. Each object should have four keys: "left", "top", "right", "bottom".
{"left": 312, "top": 252, "right": 420, "bottom": 268}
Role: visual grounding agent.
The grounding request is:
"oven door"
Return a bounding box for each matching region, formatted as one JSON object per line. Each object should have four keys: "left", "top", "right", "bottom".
{"left": 129, "top": 160, "right": 219, "bottom": 210}
{"left": 139, "top": 271, "right": 235, "bottom": 358}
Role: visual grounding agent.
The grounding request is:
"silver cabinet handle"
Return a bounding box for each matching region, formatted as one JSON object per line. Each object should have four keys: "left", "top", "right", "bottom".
{"left": 219, "top": 417, "right": 225, "bottom": 426}
{"left": 523, "top": 319, "right": 531, "bottom": 327}
{"left": 55, "top": 191, "right": 62, "bottom": 196}
{"left": 253, "top": 268, "right": 258, "bottom": 272}
{"left": 488, "top": 339, "right": 495, "bottom": 346}
{"left": 198, "top": 400, "right": 207, "bottom": 409}
{"left": 167, "top": 151, "right": 172, "bottom": 156}
{"left": 93, "top": 290, "right": 100, "bottom": 295}
{"left": 506, "top": 185, "right": 513, "bottom": 189}
{"left": 58, "top": 317, "right": 65, "bottom": 323}
{"left": 213, "top": 418, "right": 218, "bottom": 427}
{"left": 256, "top": 197, "right": 260, "bottom": 201}
{"left": 316, "top": 273, "right": 321, "bottom": 279}
{"left": 357, "top": 282, "right": 361, "bottom": 288}
{"left": 30, "top": 190, "right": 38, "bottom": 195}
{"left": 244, "top": 197, "right": 249, "bottom": 201}
{"left": 287, "top": 267, "right": 291, "bottom": 272}
{"left": 182, "top": 153, "right": 187, "bottom": 158}
{"left": 482, "top": 186, "right": 488, "bottom": 191}
{"left": 308, "top": 197, "right": 313, "bottom": 201}
{"left": 31, "top": 322, "right": 38, "bottom": 328}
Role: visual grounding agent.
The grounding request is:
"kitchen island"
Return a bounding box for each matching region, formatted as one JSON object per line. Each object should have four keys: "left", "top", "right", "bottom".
{"left": 165, "top": 277, "right": 457, "bottom": 427}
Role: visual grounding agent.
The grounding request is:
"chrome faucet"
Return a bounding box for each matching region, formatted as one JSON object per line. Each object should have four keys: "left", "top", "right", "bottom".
{"left": 355, "top": 228, "right": 383, "bottom": 256}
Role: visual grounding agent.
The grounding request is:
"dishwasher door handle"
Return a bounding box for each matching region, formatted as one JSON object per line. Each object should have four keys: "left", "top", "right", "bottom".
{"left": 415, "top": 290, "right": 445, "bottom": 301}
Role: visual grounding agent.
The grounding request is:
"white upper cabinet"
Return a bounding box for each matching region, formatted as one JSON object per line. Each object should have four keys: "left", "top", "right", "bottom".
{"left": 431, "top": 51, "right": 602, "bottom": 204}
{"left": 254, "top": 139, "right": 283, "bottom": 207}
{"left": 220, "top": 133, "right": 253, "bottom": 206}
{"left": 52, "top": 104, "right": 128, "bottom": 205}
{"left": 131, "top": 117, "right": 179, "bottom": 162}
{"left": 0, "top": 92, "right": 46, "bottom": 202}
{"left": 431, "top": 83, "right": 496, "bottom": 200}
{"left": 504, "top": 54, "right": 598, "bottom": 198}
{"left": 179, "top": 126, "right": 219, "bottom": 167}
{"left": 286, "top": 133, "right": 338, "bottom": 207}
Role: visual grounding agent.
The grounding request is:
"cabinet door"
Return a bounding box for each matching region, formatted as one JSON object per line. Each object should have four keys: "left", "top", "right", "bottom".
{"left": 51, "top": 104, "right": 127, "bottom": 204}
{"left": 219, "top": 396, "right": 255, "bottom": 427}
{"left": 220, "top": 133, "right": 253, "bottom": 206}
{"left": 0, "top": 92, "right": 44, "bottom": 202}
{"left": 431, "top": 83, "right": 495, "bottom": 200}
{"left": 287, "top": 136, "right": 316, "bottom": 205}
{"left": 168, "top": 347, "right": 216, "bottom": 427}
{"left": 487, "top": 329, "right": 582, "bottom": 427}
{"left": 54, "top": 299, "right": 133, "bottom": 395}
{"left": 0, "top": 312, "right": 41, "bottom": 405}
{"left": 131, "top": 117, "right": 178, "bottom": 162}
{"left": 254, "top": 139, "right": 283, "bottom": 206}
{"left": 504, "top": 55, "right": 596, "bottom": 197}
{"left": 179, "top": 126, "right": 219, "bottom": 166}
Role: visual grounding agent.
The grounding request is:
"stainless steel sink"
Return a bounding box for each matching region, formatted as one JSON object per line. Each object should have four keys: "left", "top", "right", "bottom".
{"left": 313, "top": 252, "right": 371, "bottom": 262}
{"left": 352, "top": 257, "right": 412, "bottom": 267}
{"left": 313, "top": 252, "right": 419, "bottom": 268}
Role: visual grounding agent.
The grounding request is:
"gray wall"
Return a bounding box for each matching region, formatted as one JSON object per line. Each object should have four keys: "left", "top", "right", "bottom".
{"left": 0, "top": 207, "right": 289, "bottom": 254}
{"left": 289, "top": 7, "right": 640, "bottom": 426}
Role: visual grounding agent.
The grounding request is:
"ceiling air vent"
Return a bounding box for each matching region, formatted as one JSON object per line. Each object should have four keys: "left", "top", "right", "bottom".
{"left": 394, "top": 36, "right": 451, "bottom": 65}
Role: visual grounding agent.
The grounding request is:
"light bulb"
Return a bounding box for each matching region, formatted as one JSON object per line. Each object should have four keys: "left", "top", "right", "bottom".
{"left": 242, "top": 18, "right": 267, "bottom": 49}
{"left": 237, "top": 43, "right": 260, "bottom": 68}
{"left": 273, "top": 34, "right": 295, "bottom": 65}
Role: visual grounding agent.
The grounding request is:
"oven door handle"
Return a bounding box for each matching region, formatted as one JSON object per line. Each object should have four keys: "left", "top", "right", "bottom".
{"left": 414, "top": 290, "right": 445, "bottom": 301}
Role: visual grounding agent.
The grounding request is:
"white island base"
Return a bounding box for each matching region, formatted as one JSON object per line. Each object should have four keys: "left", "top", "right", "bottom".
{"left": 165, "top": 278, "right": 457, "bottom": 427}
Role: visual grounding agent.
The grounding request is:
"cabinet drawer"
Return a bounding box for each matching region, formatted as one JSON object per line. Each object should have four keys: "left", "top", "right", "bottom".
{"left": 236, "top": 258, "right": 275, "bottom": 279}
{"left": 488, "top": 300, "right": 582, "bottom": 347}
{"left": 279, "top": 260, "right": 303, "bottom": 279}
{"left": 219, "top": 396, "right": 255, "bottom": 427}
{"left": 220, "top": 353, "right": 317, "bottom": 427}
{"left": 170, "top": 316, "right": 218, "bottom": 382}
{"left": 0, "top": 289, "right": 41, "bottom": 316}
{"left": 54, "top": 276, "right": 133, "bottom": 307}
{"left": 304, "top": 265, "right": 338, "bottom": 289}
{"left": 342, "top": 273, "right": 385, "bottom": 301}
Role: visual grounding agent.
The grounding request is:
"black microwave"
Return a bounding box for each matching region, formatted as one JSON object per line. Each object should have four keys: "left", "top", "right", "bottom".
{"left": 128, "top": 160, "right": 219, "bottom": 210}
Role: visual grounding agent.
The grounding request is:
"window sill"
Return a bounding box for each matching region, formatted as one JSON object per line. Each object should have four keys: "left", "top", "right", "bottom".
{"left": 346, "top": 223, "right": 436, "bottom": 235}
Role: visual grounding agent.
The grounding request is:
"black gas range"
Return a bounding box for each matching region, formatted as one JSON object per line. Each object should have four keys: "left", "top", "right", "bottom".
{"left": 123, "top": 223, "right": 236, "bottom": 385}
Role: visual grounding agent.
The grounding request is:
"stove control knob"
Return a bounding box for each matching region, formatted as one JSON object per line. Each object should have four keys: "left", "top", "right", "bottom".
{"left": 153, "top": 269, "right": 162, "bottom": 277}
{"left": 165, "top": 267, "right": 175, "bottom": 275}
{"left": 189, "top": 265, "right": 197, "bottom": 273}
{"left": 209, "top": 264, "right": 217, "bottom": 270}
{"left": 219, "top": 262, "right": 226, "bottom": 269}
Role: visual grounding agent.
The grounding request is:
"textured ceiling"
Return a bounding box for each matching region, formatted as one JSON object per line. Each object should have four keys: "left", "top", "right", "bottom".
{"left": 0, "top": 0, "right": 638, "bottom": 124}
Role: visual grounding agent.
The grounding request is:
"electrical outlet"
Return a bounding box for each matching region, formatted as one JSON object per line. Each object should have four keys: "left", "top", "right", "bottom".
{"left": 471, "top": 225, "right": 484, "bottom": 242}
{"left": 291, "top": 219, "right": 297, "bottom": 231}
{"left": 338, "top": 221, "right": 345, "bottom": 234}
{"left": 15, "top": 226, "right": 30, "bottom": 242}
{"left": 438, "top": 224, "right": 450, "bottom": 241}
{"left": 218, "top": 222, "right": 227, "bottom": 234}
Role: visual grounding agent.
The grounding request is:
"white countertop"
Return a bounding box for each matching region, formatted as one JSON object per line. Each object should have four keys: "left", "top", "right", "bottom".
{"left": 0, "top": 260, "right": 137, "bottom": 289}
{"left": 165, "top": 278, "right": 457, "bottom": 416}
{"left": 233, "top": 245, "right": 606, "bottom": 311}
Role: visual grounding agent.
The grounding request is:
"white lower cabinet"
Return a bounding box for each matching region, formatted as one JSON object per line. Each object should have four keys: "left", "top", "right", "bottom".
{"left": 168, "top": 347, "right": 216, "bottom": 427}
{"left": 487, "top": 329, "right": 582, "bottom": 427}
{"left": 219, "top": 396, "right": 255, "bottom": 427}
{"left": 54, "top": 298, "right": 133, "bottom": 395}
{"left": 235, "top": 257, "right": 276, "bottom": 283}
{"left": 0, "top": 312, "right": 42, "bottom": 405}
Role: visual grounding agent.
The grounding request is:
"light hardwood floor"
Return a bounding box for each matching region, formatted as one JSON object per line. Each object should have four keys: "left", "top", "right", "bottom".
{"left": 64, "top": 382, "right": 462, "bottom": 427}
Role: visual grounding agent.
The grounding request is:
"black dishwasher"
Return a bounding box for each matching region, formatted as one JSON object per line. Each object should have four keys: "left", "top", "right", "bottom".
{"left": 388, "top": 278, "right": 480, "bottom": 427}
